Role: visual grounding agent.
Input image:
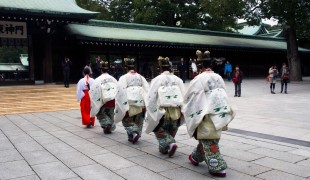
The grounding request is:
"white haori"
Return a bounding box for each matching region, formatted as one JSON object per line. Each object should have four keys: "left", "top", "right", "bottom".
{"left": 114, "top": 72, "right": 149, "bottom": 124}
{"left": 144, "top": 71, "right": 185, "bottom": 134}
{"left": 89, "top": 73, "right": 118, "bottom": 117}
{"left": 181, "top": 71, "right": 236, "bottom": 137}
{"left": 76, "top": 75, "right": 94, "bottom": 101}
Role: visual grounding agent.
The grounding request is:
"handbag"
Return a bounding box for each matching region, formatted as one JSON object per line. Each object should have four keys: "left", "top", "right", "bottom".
{"left": 232, "top": 77, "right": 239, "bottom": 83}
{"left": 266, "top": 75, "right": 270, "bottom": 82}
{"left": 282, "top": 73, "right": 289, "bottom": 80}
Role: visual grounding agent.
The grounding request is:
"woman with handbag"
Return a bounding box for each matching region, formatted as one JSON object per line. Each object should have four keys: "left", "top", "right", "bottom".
{"left": 280, "top": 63, "right": 289, "bottom": 94}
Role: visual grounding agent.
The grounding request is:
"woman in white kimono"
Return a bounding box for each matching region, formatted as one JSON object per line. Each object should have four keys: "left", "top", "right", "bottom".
{"left": 114, "top": 58, "right": 149, "bottom": 144}
{"left": 182, "top": 50, "right": 235, "bottom": 177}
{"left": 76, "top": 68, "right": 95, "bottom": 128}
{"left": 89, "top": 61, "right": 118, "bottom": 134}
{"left": 144, "top": 56, "right": 185, "bottom": 157}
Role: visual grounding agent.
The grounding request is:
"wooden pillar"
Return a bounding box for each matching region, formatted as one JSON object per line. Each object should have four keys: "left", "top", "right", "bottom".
{"left": 43, "top": 36, "right": 53, "bottom": 83}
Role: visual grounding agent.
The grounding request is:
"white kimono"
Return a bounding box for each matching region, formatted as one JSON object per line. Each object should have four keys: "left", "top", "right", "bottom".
{"left": 89, "top": 73, "right": 118, "bottom": 117}
{"left": 76, "top": 75, "right": 94, "bottom": 101}
{"left": 182, "top": 71, "right": 236, "bottom": 137}
{"left": 114, "top": 72, "right": 149, "bottom": 124}
{"left": 144, "top": 71, "right": 185, "bottom": 134}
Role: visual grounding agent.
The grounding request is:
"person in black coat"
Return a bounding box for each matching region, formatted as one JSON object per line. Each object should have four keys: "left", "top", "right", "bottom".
{"left": 178, "top": 58, "right": 186, "bottom": 83}
{"left": 62, "top": 57, "right": 72, "bottom": 88}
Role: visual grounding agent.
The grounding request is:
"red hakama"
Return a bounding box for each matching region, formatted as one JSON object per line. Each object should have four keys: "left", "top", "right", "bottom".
{"left": 80, "top": 90, "right": 95, "bottom": 126}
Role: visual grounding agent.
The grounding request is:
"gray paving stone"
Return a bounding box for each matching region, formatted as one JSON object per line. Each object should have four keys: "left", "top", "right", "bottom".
{"left": 128, "top": 154, "right": 180, "bottom": 173}
{"left": 219, "top": 139, "right": 258, "bottom": 151}
{"left": 15, "top": 141, "right": 44, "bottom": 153}
{"left": 0, "top": 139, "right": 15, "bottom": 151}
{"left": 221, "top": 146, "right": 265, "bottom": 161}
{"left": 290, "top": 149, "right": 310, "bottom": 158}
{"left": 17, "top": 125, "right": 41, "bottom": 132}
{"left": 32, "top": 161, "right": 78, "bottom": 180}
{"left": 215, "top": 168, "right": 262, "bottom": 180}
{"left": 88, "top": 136, "right": 122, "bottom": 147}
{"left": 63, "top": 126, "right": 87, "bottom": 133}
{"left": 166, "top": 153, "right": 211, "bottom": 175}
{"left": 224, "top": 156, "right": 271, "bottom": 176}
{"left": 26, "top": 130, "right": 50, "bottom": 137}
{"left": 297, "top": 159, "right": 310, "bottom": 168}
{"left": 58, "top": 135, "right": 89, "bottom": 146}
{"left": 0, "top": 149, "right": 23, "bottom": 163}
{"left": 116, "top": 165, "right": 169, "bottom": 180}
{"left": 72, "top": 143, "right": 110, "bottom": 156}
{"left": 43, "top": 142, "right": 77, "bottom": 155}
{"left": 2, "top": 129, "right": 26, "bottom": 137}
{"left": 178, "top": 138, "right": 197, "bottom": 147}
{"left": 32, "top": 135, "right": 62, "bottom": 145}
{"left": 8, "top": 134, "right": 34, "bottom": 145}
{"left": 72, "top": 130, "right": 102, "bottom": 139}
{"left": 138, "top": 145, "right": 170, "bottom": 159}
{"left": 93, "top": 152, "right": 136, "bottom": 170}
{"left": 160, "top": 167, "right": 213, "bottom": 180}
{"left": 21, "top": 150, "right": 58, "bottom": 166}
{"left": 256, "top": 170, "right": 307, "bottom": 180}
{"left": 105, "top": 144, "right": 146, "bottom": 158}
{"left": 49, "top": 130, "right": 75, "bottom": 138}
{"left": 253, "top": 157, "right": 310, "bottom": 178}
{"left": 222, "top": 136, "right": 297, "bottom": 152}
{"left": 0, "top": 160, "right": 35, "bottom": 179}
{"left": 9, "top": 174, "right": 41, "bottom": 180}
{"left": 56, "top": 151, "right": 97, "bottom": 168}
{"left": 248, "top": 147, "right": 307, "bottom": 163}
{"left": 176, "top": 145, "right": 195, "bottom": 156}
{"left": 105, "top": 132, "right": 132, "bottom": 142}
{"left": 72, "top": 164, "right": 124, "bottom": 180}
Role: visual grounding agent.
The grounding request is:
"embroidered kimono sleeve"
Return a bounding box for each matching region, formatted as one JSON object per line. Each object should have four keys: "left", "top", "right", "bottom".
{"left": 76, "top": 79, "right": 85, "bottom": 101}
{"left": 114, "top": 75, "right": 129, "bottom": 123}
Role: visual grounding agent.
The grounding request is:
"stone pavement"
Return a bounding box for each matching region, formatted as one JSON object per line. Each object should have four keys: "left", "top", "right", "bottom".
{"left": 0, "top": 79, "right": 310, "bottom": 180}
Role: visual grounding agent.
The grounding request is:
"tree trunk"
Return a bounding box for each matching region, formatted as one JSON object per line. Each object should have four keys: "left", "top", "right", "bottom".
{"left": 286, "top": 27, "right": 302, "bottom": 81}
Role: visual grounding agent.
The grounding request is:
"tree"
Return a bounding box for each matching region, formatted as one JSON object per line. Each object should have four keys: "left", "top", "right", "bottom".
{"left": 244, "top": 0, "right": 310, "bottom": 81}
{"left": 109, "top": 0, "right": 134, "bottom": 22}
{"left": 199, "top": 0, "right": 245, "bottom": 31}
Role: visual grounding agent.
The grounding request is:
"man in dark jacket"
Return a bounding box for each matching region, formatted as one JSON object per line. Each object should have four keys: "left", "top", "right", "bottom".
{"left": 62, "top": 57, "right": 72, "bottom": 88}
{"left": 232, "top": 65, "right": 243, "bottom": 97}
{"left": 178, "top": 58, "right": 186, "bottom": 83}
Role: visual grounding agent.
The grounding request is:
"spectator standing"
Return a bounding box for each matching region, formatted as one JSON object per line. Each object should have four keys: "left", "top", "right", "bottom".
{"left": 92, "top": 56, "right": 101, "bottom": 78}
{"left": 178, "top": 57, "right": 186, "bottom": 83}
{"left": 268, "top": 65, "right": 279, "bottom": 94}
{"left": 280, "top": 63, "right": 289, "bottom": 94}
{"left": 62, "top": 57, "right": 72, "bottom": 88}
{"left": 232, "top": 65, "right": 243, "bottom": 97}
{"left": 224, "top": 61, "right": 232, "bottom": 81}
